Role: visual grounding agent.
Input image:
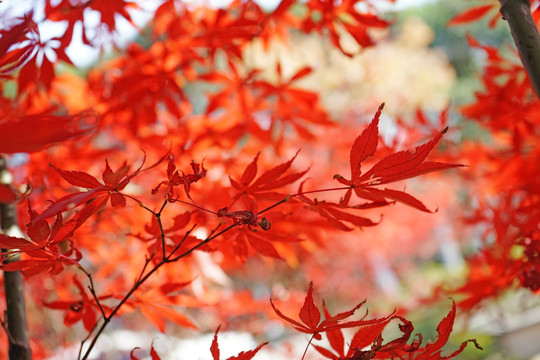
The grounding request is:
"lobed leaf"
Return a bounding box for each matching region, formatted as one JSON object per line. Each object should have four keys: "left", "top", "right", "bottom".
{"left": 50, "top": 164, "right": 102, "bottom": 189}
{"left": 349, "top": 103, "right": 383, "bottom": 181}
{"left": 362, "top": 128, "right": 448, "bottom": 182}
{"left": 299, "top": 281, "right": 321, "bottom": 331}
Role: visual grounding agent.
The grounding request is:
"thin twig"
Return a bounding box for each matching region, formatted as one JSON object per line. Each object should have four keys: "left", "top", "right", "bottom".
{"left": 78, "top": 181, "right": 344, "bottom": 358}
{"left": 81, "top": 269, "right": 107, "bottom": 318}
{"left": 79, "top": 219, "right": 201, "bottom": 359}
{"left": 301, "top": 334, "right": 315, "bottom": 360}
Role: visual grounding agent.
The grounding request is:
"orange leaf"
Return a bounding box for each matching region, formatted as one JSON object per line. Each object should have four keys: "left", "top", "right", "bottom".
{"left": 447, "top": 5, "right": 495, "bottom": 26}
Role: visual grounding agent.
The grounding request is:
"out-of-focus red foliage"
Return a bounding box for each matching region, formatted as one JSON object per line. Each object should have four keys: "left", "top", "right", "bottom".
{"left": 443, "top": 4, "right": 540, "bottom": 310}
{"left": 0, "top": 0, "right": 534, "bottom": 358}
{"left": 272, "top": 282, "right": 481, "bottom": 359}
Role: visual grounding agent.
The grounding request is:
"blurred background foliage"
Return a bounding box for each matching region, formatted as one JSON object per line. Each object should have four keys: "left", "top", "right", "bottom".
{"left": 7, "top": 0, "right": 534, "bottom": 358}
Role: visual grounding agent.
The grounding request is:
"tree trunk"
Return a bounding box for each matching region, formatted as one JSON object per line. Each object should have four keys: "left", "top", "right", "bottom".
{"left": 1, "top": 157, "right": 32, "bottom": 360}
{"left": 499, "top": 0, "right": 540, "bottom": 99}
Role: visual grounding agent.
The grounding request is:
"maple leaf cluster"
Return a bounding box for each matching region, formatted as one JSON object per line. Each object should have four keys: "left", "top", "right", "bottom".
{"left": 1, "top": 0, "right": 534, "bottom": 358}
{"left": 271, "top": 282, "right": 482, "bottom": 360}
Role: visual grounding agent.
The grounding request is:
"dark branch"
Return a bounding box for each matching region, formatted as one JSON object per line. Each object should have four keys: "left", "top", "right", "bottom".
{"left": 500, "top": 0, "right": 540, "bottom": 98}
{"left": 1, "top": 156, "right": 32, "bottom": 360}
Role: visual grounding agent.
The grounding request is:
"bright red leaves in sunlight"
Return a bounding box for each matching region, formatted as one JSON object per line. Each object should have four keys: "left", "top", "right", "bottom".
{"left": 36, "top": 155, "right": 165, "bottom": 223}
{"left": 229, "top": 150, "right": 308, "bottom": 208}
{"left": 0, "top": 11, "right": 72, "bottom": 91}
{"left": 272, "top": 282, "right": 481, "bottom": 359}
{"left": 0, "top": 0, "right": 515, "bottom": 358}
{"left": 45, "top": 0, "right": 139, "bottom": 45}
{"left": 333, "top": 104, "right": 463, "bottom": 211}
{"left": 152, "top": 156, "right": 207, "bottom": 200}
{"left": 296, "top": 181, "right": 381, "bottom": 231}
{"left": 302, "top": 0, "right": 389, "bottom": 55}
{"left": 0, "top": 204, "right": 81, "bottom": 275}
{"left": 44, "top": 276, "right": 111, "bottom": 331}
{"left": 271, "top": 282, "right": 390, "bottom": 341}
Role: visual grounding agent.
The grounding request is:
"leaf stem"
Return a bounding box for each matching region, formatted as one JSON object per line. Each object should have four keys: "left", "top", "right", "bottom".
{"left": 301, "top": 334, "right": 315, "bottom": 360}
{"left": 291, "top": 186, "right": 351, "bottom": 197}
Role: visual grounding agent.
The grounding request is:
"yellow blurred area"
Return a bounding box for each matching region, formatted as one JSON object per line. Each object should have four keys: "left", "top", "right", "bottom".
{"left": 243, "top": 16, "right": 456, "bottom": 118}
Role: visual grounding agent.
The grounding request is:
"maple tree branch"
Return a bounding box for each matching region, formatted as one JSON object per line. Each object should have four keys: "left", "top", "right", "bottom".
{"left": 78, "top": 184, "right": 348, "bottom": 358}
{"left": 135, "top": 256, "right": 153, "bottom": 284}
{"left": 79, "top": 264, "right": 161, "bottom": 359}
{"left": 167, "top": 223, "right": 236, "bottom": 262}
{"left": 77, "top": 318, "right": 102, "bottom": 360}
{"left": 291, "top": 186, "right": 351, "bottom": 197}
{"left": 81, "top": 269, "right": 107, "bottom": 318}
{"left": 257, "top": 186, "right": 354, "bottom": 215}
{"left": 167, "top": 224, "right": 197, "bottom": 258}
{"left": 499, "top": 0, "right": 540, "bottom": 98}
{"left": 257, "top": 197, "right": 290, "bottom": 215}
{"left": 0, "top": 157, "right": 31, "bottom": 360}
{"left": 78, "top": 216, "right": 229, "bottom": 360}
{"left": 167, "top": 198, "right": 218, "bottom": 214}
{"left": 155, "top": 213, "right": 167, "bottom": 261}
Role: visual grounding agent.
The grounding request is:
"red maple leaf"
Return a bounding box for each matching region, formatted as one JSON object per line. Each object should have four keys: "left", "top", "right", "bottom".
{"left": 44, "top": 276, "right": 112, "bottom": 331}
{"left": 90, "top": 41, "right": 192, "bottom": 135}
{"left": 0, "top": 11, "right": 73, "bottom": 91}
{"left": 152, "top": 156, "right": 207, "bottom": 200}
{"left": 334, "top": 104, "right": 463, "bottom": 211}
{"left": 302, "top": 0, "right": 389, "bottom": 56}
{"left": 447, "top": 4, "right": 499, "bottom": 28}
{"left": 33, "top": 153, "right": 167, "bottom": 225}
{"left": 229, "top": 150, "right": 309, "bottom": 209}
{"left": 0, "top": 12, "right": 35, "bottom": 66}
{"left": 45, "top": 0, "right": 139, "bottom": 48}
{"left": 191, "top": 6, "right": 260, "bottom": 59}
{"left": 296, "top": 180, "right": 382, "bottom": 231}
{"left": 271, "top": 281, "right": 391, "bottom": 340}
{"left": 377, "top": 301, "right": 482, "bottom": 360}
{"left": 0, "top": 204, "right": 81, "bottom": 275}
{"left": 313, "top": 302, "right": 392, "bottom": 359}
{"left": 253, "top": 64, "right": 334, "bottom": 139}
